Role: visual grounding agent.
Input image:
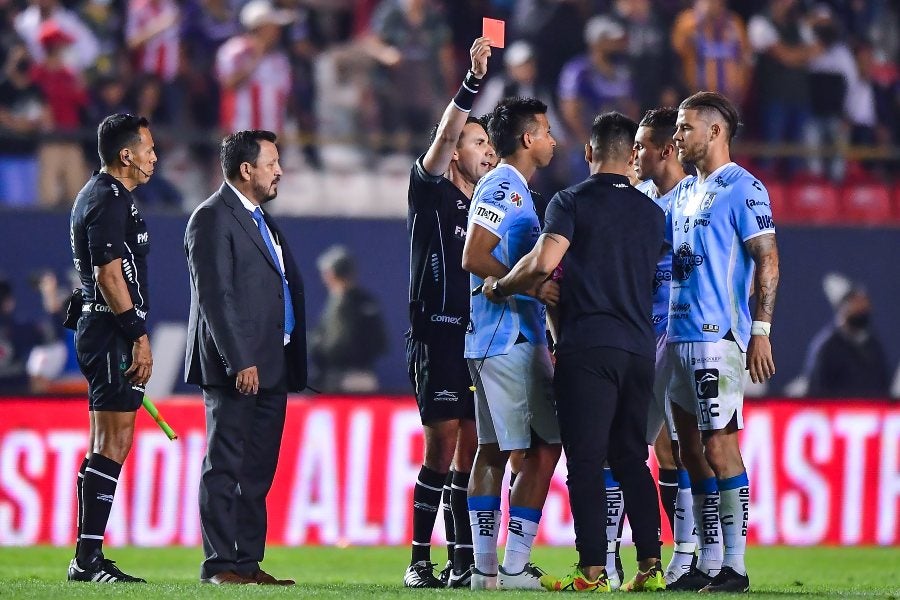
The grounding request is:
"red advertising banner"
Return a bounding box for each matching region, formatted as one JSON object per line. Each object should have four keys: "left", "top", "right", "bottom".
{"left": 0, "top": 397, "right": 897, "bottom": 547}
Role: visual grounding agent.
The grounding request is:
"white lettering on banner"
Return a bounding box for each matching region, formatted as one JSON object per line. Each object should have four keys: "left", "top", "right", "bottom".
{"left": 385, "top": 410, "right": 424, "bottom": 545}
{"left": 835, "top": 413, "right": 879, "bottom": 544}
{"left": 180, "top": 432, "right": 206, "bottom": 546}
{"left": 133, "top": 433, "right": 182, "bottom": 545}
{"left": 782, "top": 412, "right": 832, "bottom": 544}
{"left": 345, "top": 410, "right": 382, "bottom": 545}
{"left": 0, "top": 432, "right": 45, "bottom": 545}
{"left": 878, "top": 415, "right": 900, "bottom": 544}
{"left": 285, "top": 410, "right": 340, "bottom": 545}
{"left": 47, "top": 431, "right": 85, "bottom": 545}
{"left": 741, "top": 411, "right": 778, "bottom": 544}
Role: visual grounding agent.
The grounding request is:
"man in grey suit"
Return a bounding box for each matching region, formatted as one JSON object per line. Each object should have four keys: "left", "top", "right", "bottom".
{"left": 185, "top": 130, "right": 307, "bottom": 586}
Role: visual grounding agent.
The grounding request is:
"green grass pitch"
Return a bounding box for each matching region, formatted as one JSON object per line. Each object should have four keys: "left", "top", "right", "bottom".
{"left": 1, "top": 545, "right": 897, "bottom": 598}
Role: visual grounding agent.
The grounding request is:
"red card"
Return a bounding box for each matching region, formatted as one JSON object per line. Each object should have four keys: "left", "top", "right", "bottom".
{"left": 482, "top": 17, "right": 505, "bottom": 48}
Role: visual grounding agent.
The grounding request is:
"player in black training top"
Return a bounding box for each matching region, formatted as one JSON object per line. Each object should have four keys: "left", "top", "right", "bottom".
{"left": 403, "top": 37, "right": 496, "bottom": 589}
{"left": 488, "top": 112, "right": 667, "bottom": 592}
{"left": 67, "top": 113, "right": 156, "bottom": 584}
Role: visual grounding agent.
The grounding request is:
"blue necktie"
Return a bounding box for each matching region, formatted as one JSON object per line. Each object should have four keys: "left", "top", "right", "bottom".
{"left": 252, "top": 208, "right": 295, "bottom": 336}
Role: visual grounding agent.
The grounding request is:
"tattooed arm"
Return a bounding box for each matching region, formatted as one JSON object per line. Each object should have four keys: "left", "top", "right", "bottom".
{"left": 745, "top": 233, "right": 779, "bottom": 383}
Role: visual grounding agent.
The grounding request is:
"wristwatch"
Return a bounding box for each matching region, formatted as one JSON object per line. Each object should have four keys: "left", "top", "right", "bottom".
{"left": 491, "top": 280, "right": 508, "bottom": 299}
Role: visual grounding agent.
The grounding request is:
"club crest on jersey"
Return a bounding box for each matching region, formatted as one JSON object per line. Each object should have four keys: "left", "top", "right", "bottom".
{"left": 508, "top": 191, "right": 522, "bottom": 207}
{"left": 700, "top": 192, "right": 717, "bottom": 211}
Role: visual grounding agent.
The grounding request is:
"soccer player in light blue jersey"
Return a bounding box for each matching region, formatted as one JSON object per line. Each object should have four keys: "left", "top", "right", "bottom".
{"left": 460, "top": 97, "right": 562, "bottom": 591}
{"left": 632, "top": 107, "right": 700, "bottom": 587}
{"left": 666, "top": 91, "right": 779, "bottom": 593}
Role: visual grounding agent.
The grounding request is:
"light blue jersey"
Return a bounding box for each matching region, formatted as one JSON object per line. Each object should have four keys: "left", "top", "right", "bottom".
{"left": 666, "top": 162, "right": 775, "bottom": 350}
{"left": 465, "top": 163, "right": 545, "bottom": 359}
{"left": 636, "top": 178, "right": 679, "bottom": 338}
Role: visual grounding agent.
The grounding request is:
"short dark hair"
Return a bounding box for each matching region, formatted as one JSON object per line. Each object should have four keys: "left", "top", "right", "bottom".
{"left": 220, "top": 130, "right": 278, "bottom": 180}
{"left": 428, "top": 116, "right": 484, "bottom": 147}
{"left": 97, "top": 113, "right": 150, "bottom": 167}
{"left": 639, "top": 107, "right": 678, "bottom": 147}
{"left": 679, "top": 91, "right": 741, "bottom": 143}
{"left": 590, "top": 112, "right": 638, "bottom": 162}
{"left": 487, "top": 97, "right": 547, "bottom": 158}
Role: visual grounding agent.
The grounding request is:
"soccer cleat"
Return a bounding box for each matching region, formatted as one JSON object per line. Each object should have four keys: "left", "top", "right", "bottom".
{"left": 403, "top": 561, "right": 443, "bottom": 588}
{"left": 499, "top": 562, "right": 546, "bottom": 590}
{"left": 664, "top": 552, "right": 696, "bottom": 584}
{"left": 699, "top": 566, "right": 750, "bottom": 593}
{"left": 666, "top": 566, "right": 713, "bottom": 591}
{"left": 439, "top": 561, "right": 453, "bottom": 586}
{"left": 470, "top": 566, "right": 498, "bottom": 590}
{"left": 621, "top": 562, "right": 666, "bottom": 592}
{"left": 67, "top": 552, "right": 146, "bottom": 583}
{"left": 447, "top": 564, "right": 473, "bottom": 588}
{"left": 540, "top": 564, "right": 611, "bottom": 592}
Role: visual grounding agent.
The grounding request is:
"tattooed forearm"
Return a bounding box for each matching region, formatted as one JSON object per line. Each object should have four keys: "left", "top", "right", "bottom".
{"left": 746, "top": 233, "right": 779, "bottom": 321}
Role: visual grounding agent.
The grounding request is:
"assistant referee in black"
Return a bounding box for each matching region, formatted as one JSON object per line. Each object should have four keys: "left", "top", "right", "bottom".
{"left": 67, "top": 113, "right": 156, "bottom": 584}
{"left": 485, "top": 112, "right": 666, "bottom": 591}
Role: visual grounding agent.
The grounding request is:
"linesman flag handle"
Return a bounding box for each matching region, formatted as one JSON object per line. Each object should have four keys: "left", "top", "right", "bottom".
{"left": 142, "top": 396, "right": 178, "bottom": 440}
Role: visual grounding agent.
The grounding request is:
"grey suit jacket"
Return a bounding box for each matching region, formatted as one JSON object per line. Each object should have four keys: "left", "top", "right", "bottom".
{"left": 184, "top": 183, "right": 307, "bottom": 392}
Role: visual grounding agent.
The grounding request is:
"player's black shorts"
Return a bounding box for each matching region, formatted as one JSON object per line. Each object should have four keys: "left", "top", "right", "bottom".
{"left": 75, "top": 312, "right": 144, "bottom": 412}
{"left": 406, "top": 335, "right": 475, "bottom": 424}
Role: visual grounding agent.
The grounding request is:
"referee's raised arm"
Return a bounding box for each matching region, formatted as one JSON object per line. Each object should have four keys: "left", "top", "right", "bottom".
{"left": 421, "top": 37, "right": 492, "bottom": 177}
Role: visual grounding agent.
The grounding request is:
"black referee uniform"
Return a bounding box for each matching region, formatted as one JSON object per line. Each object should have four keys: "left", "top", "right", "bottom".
{"left": 406, "top": 156, "right": 475, "bottom": 422}
{"left": 543, "top": 173, "right": 665, "bottom": 567}
{"left": 70, "top": 171, "right": 150, "bottom": 411}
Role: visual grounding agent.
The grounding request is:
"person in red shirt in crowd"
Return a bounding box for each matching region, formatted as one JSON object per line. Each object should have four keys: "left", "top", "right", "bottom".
{"left": 30, "top": 20, "right": 89, "bottom": 208}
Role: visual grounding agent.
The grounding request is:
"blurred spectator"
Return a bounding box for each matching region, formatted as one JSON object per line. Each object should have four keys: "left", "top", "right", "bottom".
{"left": 365, "top": 0, "right": 454, "bottom": 157}
{"left": 126, "top": 0, "right": 183, "bottom": 123}
{"left": 803, "top": 286, "right": 890, "bottom": 398}
{"left": 610, "top": 0, "right": 671, "bottom": 111}
{"left": 30, "top": 20, "right": 88, "bottom": 208}
{"left": 0, "top": 278, "right": 46, "bottom": 395}
{"left": 804, "top": 4, "right": 856, "bottom": 181}
{"left": 847, "top": 42, "right": 889, "bottom": 165}
{"left": 24, "top": 269, "right": 79, "bottom": 393}
{"left": 78, "top": 0, "right": 125, "bottom": 77}
{"left": 558, "top": 15, "right": 636, "bottom": 179}
{"left": 509, "top": 0, "right": 585, "bottom": 93}
{"left": 309, "top": 245, "right": 387, "bottom": 394}
{"left": 0, "top": 44, "right": 46, "bottom": 206}
{"left": 216, "top": 0, "right": 294, "bottom": 135}
{"left": 671, "top": 0, "right": 751, "bottom": 106}
{"left": 747, "top": 0, "right": 820, "bottom": 175}
{"left": 14, "top": 0, "right": 99, "bottom": 72}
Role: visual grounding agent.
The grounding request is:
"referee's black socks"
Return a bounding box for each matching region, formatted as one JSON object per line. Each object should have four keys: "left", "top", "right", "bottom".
{"left": 74, "top": 455, "right": 89, "bottom": 556}
{"left": 77, "top": 453, "right": 122, "bottom": 565}
{"left": 658, "top": 468, "right": 679, "bottom": 535}
{"left": 450, "top": 470, "right": 473, "bottom": 572}
{"left": 411, "top": 465, "right": 446, "bottom": 564}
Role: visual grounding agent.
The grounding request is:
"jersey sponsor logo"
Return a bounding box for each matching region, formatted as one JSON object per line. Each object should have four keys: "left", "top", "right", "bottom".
{"left": 509, "top": 191, "right": 522, "bottom": 207}
{"left": 702, "top": 324, "right": 720, "bottom": 333}
{"left": 673, "top": 242, "right": 704, "bottom": 281}
{"left": 700, "top": 192, "right": 717, "bottom": 211}
{"left": 454, "top": 225, "right": 466, "bottom": 239}
{"left": 614, "top": 183, "right": 628, "bottom": 188}
{"left": 112, "top": 184, "right": 119, "bottom": 197}
{"left": 694, "top": 368, "right": 719, "bottom": 400}
{"left": 430, "top": 314, "right": 463, "bottom": 325}
{"left": 746, "top": 198, "right": 770, "bottom": 209}
{"left": 130, "top": 202, "right": 137, "bottom": 216}
{"left": 137, "top": 232, "right": 149, "bottom": 244}
{"left": 714, "top": 176, "right": 729, "bottom": 188}
{"left": 433, "top": 390, "right": 459, "bottom": 402}
{"left": 472, "top": 204, "right": 504, "bottom": 228}
{"left": 693, "top": 217, "right": 711, "bottom": 228}
{"left": 492, "top": 190, "right": 505, "bottom": 201}
{"left": 413, "top": 501, "right": 438, "bottom": 513}
{"left": 691, "top": 355, "right": 721, "bottom": 365}
{"left": 653, "top": 269, "right": 672, "bottom": 293}
{"left": 97, "top": 493, "right": 114, "bottom": 503}
{"left": 651, "top": 314, "right": 665, "bottom": 324}
{"left": 756, "top": 215, "right": 775, "bottom": 230}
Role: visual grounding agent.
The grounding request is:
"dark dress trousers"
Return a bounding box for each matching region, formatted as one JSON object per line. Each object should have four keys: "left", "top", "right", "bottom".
{"left": 184, "top": 183, "right": 307, "bottom": 580}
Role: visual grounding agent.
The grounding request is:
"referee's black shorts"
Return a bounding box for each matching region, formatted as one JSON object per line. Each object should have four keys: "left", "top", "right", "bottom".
{"left": 406, "top": 334, "right": 475, "bottom": 424}
{"left": 76, "top": 313, "right": 145, "bottom": 412}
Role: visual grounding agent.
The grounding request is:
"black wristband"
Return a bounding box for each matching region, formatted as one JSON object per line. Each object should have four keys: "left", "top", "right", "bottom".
{"left": 115, "top": 307, "right": 147, "bottom": 342}
{"left": 452, "top": 70, "right": 481, "bottom": 112}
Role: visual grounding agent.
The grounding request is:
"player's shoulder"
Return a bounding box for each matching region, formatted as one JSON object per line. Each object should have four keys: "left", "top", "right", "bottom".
{"left": 716, "top": 163, "right": 766, "bottom": 193}
{"left": 474, "top": 166, "right": 527, "bottom": 210}
{"left": 635, "top": 179, "right": 658, "bottom": 198}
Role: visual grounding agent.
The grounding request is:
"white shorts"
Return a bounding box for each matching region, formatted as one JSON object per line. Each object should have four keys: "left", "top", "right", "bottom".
{"left": 467, "top": 343, "right": 561, "bottom": 451}
{"left": 647, "top": 332, "right": 678, "bottom": 444}
{"left": 667, "top": 337, "right": 747, "bottom": 432}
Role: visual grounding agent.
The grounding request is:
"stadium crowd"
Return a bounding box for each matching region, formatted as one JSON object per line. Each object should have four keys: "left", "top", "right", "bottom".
{"left": 0, "top": 0, "right": 899, "bottom": 210}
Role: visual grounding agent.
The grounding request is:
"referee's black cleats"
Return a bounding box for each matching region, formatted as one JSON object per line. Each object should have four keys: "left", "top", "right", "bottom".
{"left": 68, "top": 552, "right": 147, "bottom": 583}
{"left": 699, "top": 567, "right": 750, "bottom": 593}
{"left": 666, "top": 565, "right": 713, "bottom": 591}
{"left": 403, "top": 560, "right": 444, "bottom": 588}
{"left": 447, "top": 563, "right": 473, "bottom": 588}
